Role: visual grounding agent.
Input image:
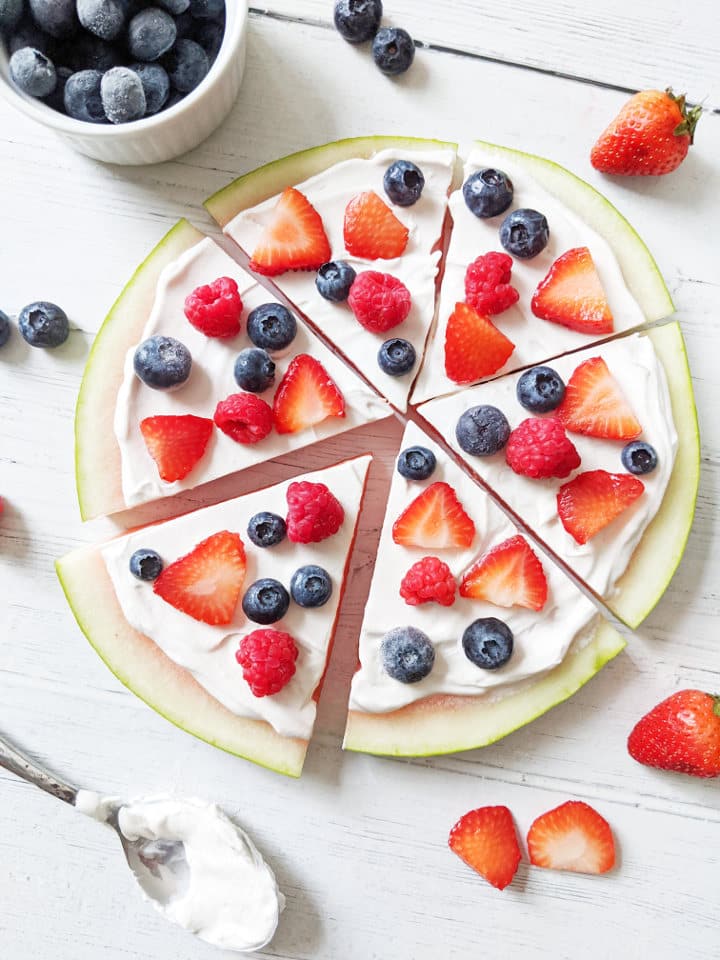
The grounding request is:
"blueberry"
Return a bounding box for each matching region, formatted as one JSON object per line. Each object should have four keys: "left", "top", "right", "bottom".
{"left": 101, "top": 67, "right": 146, "bottom": 124}
{"left": 43, "top": 65, "right": 72, "bottom": 112}
{"left": 193, "top": 18, "right": 224, "bottom": 60}
{"left": 372, "top": 26, "right": 415, "bottom": 76}
{"left": 516, "top": 365, "right": 565, "bottom": 413}
{"left": 130, "top": 62, "right": 170, "bottom": 115}
{"left": 0, "top": 310, "right": 11, "bottom": 349}
{"left": 242, "top": 578, "right": 290, "bottom": 625}
{"left": 500, "top": 208, "right": 549, "bottom": 259}
{"left": 77, "top": 0, "right": 125, "bottom": 39}
{"left": 246, "top": 303, "right": 297, "bottom": 352}
{"left": 27, "top": 0, "right": 77, "bottom": 38}
{"left": 396, "top": 445, "right": 436, "bottom": 481}
{"left": 462, "top": 168, "right": 514, "bottom": 219}
{"left": 384, "top": 160, "right": 425, "bottom": 207}
{"left": 290, "top": 565, "right": 333, "bottom": 608}
{"left": 381, "top": 626, "right": 435, "bottom": 683}
{"left": 133, "top": 335, "right": 192, "bottom": 390}
{"left": 53, "top": 35, "right": 121, "bottom": 71}
{"left": 163, "top": 38, "right": 209, "bottom": 93}
{"left": 456, "top": 405, "right": 510, "bottom": 456}
{"left": 173, "top": 7, "right": 193, "bottom": 36}
{"left": 18, "top": 301, "right": 69, "bottom": 348}
{"left": 0, "top": 0, "right": 22, "bottom": 33}
{"left": 64, "top": 69, "right": 106, "bottom": 123}
{"left": 128, "top": 7, "right": 176, "bottom": 60}
{"left": 9, "top": 48, "right": 57, "bottom": 98}
{"left": 129, "top": 548, "right": 163, "bottom": 581}
{"left": 622, "top": 440, "right": 658, "bottom": 475}
{"left": 233, "top": 347, "right": 275, "bottom": 393}
{"left": 315, "top": 261, "right": 356, "bottom": 303}
{"left": 333, "top": 0, "right": 382, "bottom": 43}
{"left": 462, "top": 618, "right": 514, "bottom": 670}
{"left": 378, "top": 337, "right": 416, "bottom": 376}
{"left": 7, "top": 18, "right": 52, "bottom": 55}
{"left": 188, "top": 0, "right": 223, "bottom": 19}
{"left": 156, "top": 0, "right": 189, "bottom": 12}
{"left": 247, "top": 511, "right": 287, "bottom": 549}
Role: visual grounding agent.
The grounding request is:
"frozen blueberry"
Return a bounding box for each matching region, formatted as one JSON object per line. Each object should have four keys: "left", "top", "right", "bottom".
{"left": 372, "top": 26, "right": 415, "bottom": 76}
{"left": 18, "top": 302, "right": 69, "bottom": 348}
{"left": 129, "top": 548, "right": 163, "bottom": 581}
{"left": 173, "top": 7, "right": 193, "bottom": 36}
{"left": 333, "top": 0, "right": 382, "bottom": 43}
{"left": 462, "top": 617, "right": 514, "bottom": 670}
{"left": 316, "top": 261, "right": 356, "bottom": 303}
{"left": 156, "top": 0, "right": 189, "bottom": 12}
{"left": 396, "top": 445, "right": 436, "bottom": 481}
{"left": 516, "top": 365, "right": 565, "bottom": 413}
{"left": 456, "top": 405, "right": 510, "bottom": 456}
{"left": 193, "top": 17, "right": 224, "bottom": 60}
{"left": 130, "top": 62, "right": 170, "bottom": 114}
{"left": 233, "top": 347, "right": 275, "bottom": 393}
{"left": 7, "top": 18, "right": 52, "bottom": 55}
{"left": 53, "top": 35, "right": 120, "bottom": 71}
{"left": 27, "top": 0, "right": 77, "bottom": 37}
{"left": 77, "top": 0, "right": 125, "bottom": 39}
{"left": 0, "top": 310, "right": 11, "bottom": 349}
{"left": 242, "top": 578, "right": 290, "bottom": 625}
{"left": 9, "top": 48, "right": 57, "bottom": 98}
{"left": 462, "top": 168, "right": 514, "bottom": 219}
{"left": 381, "top": 626, "right": 435, "bottom": 684}
{"left": 500, "top": 208, "right": 550, "bottom": 259}
{"left": 246, "top": 303, "right": 297, "bottom": 352}
{"left": 621, "top": 440, "right": 658, "bottom": 475}
{"left": 127, "top": 7, "right": 176, "bottom": 60}
{"left": 0, "top": 0, "right": 23, "bottom": 33}
{"left": 290, "top": 565, "right": 332, "bottom": 608}
{"left": 163, "top": 38, "right": 208, "bottom": 92}
{"left": 378, "top": 337, "right": 416, "bottom": 376}
{"left": 64, "top": 69, "right": 106, "bottom": 122}
{"left": 101, "top": 67, "right": 146, "bottom": 123}
{"left": 247, "top": 511, "right": 287, "bottom": 549}
{"left": 133, "top": 335, "right": 192, "bottom": 389}
{"left": 384, "top": 160, "right": 425, "bottom": 207}
{"left": 188, "top": 0, "right": 223, "bottom": 18}
{"left": 43, "top": 65, "right": 72, "bottom": 112}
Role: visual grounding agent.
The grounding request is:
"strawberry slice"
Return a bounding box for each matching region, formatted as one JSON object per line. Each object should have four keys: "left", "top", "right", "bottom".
{"left": 154, "top": 531, "right": 247, "bottom": 625}
{"left": 531, "top": 247, "right": 614, "bottom": 335}
{"left": 273, "top": 354, "right": 345, "bottom": 434}
{"left": 444, "top": 302, "right": 515, "bottom": 384}
{"left": 527, "top": 800, "right": 615, "bottom": 875}
{"left": 460, "top": 535, "right": 548, "bottom": 611}
{"left": 392, "top": 481, "right": 475, "bottom": 550}
{"left": 557, "top": 469, "right": 644, "bottom": 544}
{"left": 344, "top": 191, "right": 409, "bottom": 260}
{"left": 557, "top": 356, "right": 642, "bottom": 440}
{"left": 249, "top": 187, "right": 331, "bottom": 276}
{"left": 449, "top": 806, "right": 522, "bottom": 891}
{"left": 140, "top": 414, "right": 214, "bottom": 483}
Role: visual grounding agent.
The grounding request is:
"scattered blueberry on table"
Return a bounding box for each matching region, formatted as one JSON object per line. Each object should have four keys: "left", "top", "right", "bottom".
{"left": 0, "top": 309, "right": 11, "bottom": 349}
{"left": 333, "top": 0, "right": 415, "bottom": 76}
{"left": 18, "top": 301, "right": 69, "bottom": 347}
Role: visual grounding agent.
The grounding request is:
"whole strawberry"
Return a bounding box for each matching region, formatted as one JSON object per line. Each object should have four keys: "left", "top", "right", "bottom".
{"left": 628, "top": 690, "right": 720, "bottom": 778}
{"left": 591, "top": 89, "right": 701, "bottom": 176}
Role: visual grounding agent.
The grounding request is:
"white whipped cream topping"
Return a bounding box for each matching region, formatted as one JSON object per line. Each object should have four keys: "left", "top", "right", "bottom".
{"left": 348, "top": 422, "right": 601, "bottom": 715}
{"left": 223, "top": 147, "right": 456, "bottom": 412}
{"left": 103, "top": 455, "right": 371, "bottom": 740}
{"left": 75, "top": 792, "right": 284, "bottom": 953}
{"left": 419, "top": 333, "right": 677, "bottom": 603}
{"left": 412, "top": 145, "right": 648, "bottom": 404}
{"left": 115, "top": 237, "right": 387, "bottom": 508}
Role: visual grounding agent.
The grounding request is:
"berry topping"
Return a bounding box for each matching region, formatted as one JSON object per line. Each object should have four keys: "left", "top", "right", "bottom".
{"left": 129, "top": 548, "right": 163, "bottom": 582}
{"left": 462, "top": 168, "right": 514, "bottom": 219}
{"left": 233, "top": 347, "right": 276, "bottom": 393}
{"left": 246, "top": 303, "right": 297, "bottom": 352}
{"left": 10, "top": 47, "right": 56, "bottom": 97}
{"left": 392, "top": 481, "right": 475, "bottom": 550}
{"left": 242, "top": 578, "right": 290, "bottom": 625}
{"left": 286, "top": 481, "right": 345, "bottom": 543}
{"left": 272, "top": 354, "right": 345, "bottom": 434}
{"left": 214, "top": 393, "right": 273, "bottom": 445}
{"left": 348, "top": 271, "right": 412, "bottom": 332}
{"left": 444, "top": 302, "right": 515, "bottom": 384}
{"left": 622, "top": 440, "right": 658, "bottom": 475}
{"left": 400, "top": 556, "right": 456, "bottom": 607}
{"left": 247, "top": 511, "right": 287, "bottom": 549}
{"left": 372, "top": 26, "right": 415, "bottom": 76}
{"left": 333, "top": 0, "right": 382, "bottom": 43}
{"left": 154, "top": 531, "right": 246, "bottom": 625}
{"left": 378, "top": 337, "right": 416, "bottom": 376}
{"left": 381, "top": 626, "right": 435, "bottom": 683}
{"left": 557, "top": 356, "right": 642, "bottom": 440}
{"left": 140, "top": 414, "right": 213, "bottom": 482}
{"left": 344, "top": 191, "right": 409, "bottom": 260}
{"left": 516, "top": 365, "right": 566, "bottom": 413}
{"left": 464, "top": 252, "right": 519, "bottom": 316}
{"left": 316, "top": 260, "right": 357, "bottom": 303}
{"left": 499, "top": 208, "right": 549, "bottom": 259}
{"left": 505, "top": 417, "right": 581, "bottom": 480}
{"left": 101, "top": 67, "right": 146, "bottom": 124}
{"left": 455, "top": 405, "right": 510, "bottom": 457}
{"left": 531, "top": 247, "right": 614, "bottom": 334}
{"left": 164, "top": 38, "right": 209, "bottom": 93}
{"left": 462, "top": 617, "right": 514, "bottom": 669}
{"left": 184, "top": 276, "right": 243, "bottom": 338}
{"left": 627, "top": 689, "right": 720, "bottom": 778}
{"left": 249, "top": 187, "right": 331, "bottom": 277}
{"left": 236, "top": 628, "right": 298, "bottom": 698}
{"left": 449, "top": 806, "right": 522, "bottom": 891}
{"left": 134, "top": 335, "right": 192, "bottom": 390}
{"left": 63, "top": 69, "right": 106, "bottom": 123}
{"left": 18, "top": 301, "right": 69, "bottom": 348}
{"left": 527, "top": 801, "right": 615, "bottom": 875}
{"left": 0, "top": 310, "right": 11, "bottom": 349}
{"left": 557, "top": 469, "right": 645, "bottom": 544}
{"left": 383, "top": 160, "right": 425, "bottom": 207}
{"left": 290, "top": 565, "right": 333, "bottom": 608}
{"left": 460, "top": 535, "right": 548, "bottom": 611}
{"left": 396, "top": 445, "right": 436, "bottom": 481}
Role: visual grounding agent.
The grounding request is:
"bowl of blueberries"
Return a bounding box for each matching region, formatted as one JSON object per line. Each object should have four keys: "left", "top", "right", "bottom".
{"left": 0, "top": 0, "right": 247, "bottom": 164}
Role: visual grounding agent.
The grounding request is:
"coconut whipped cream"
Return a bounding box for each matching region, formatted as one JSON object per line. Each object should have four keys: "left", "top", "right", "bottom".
{"left": 223, "top": 147, "right": 456, "bottom": 412}
{"left": 75, "top": 792, "right": 284, "bottom": 953}
{"left": 412, "top": 145, "right": 649, "bottom": 404}
{"left": 115, "top": 237, "right": 387, "bottom": 508}
{"left": 103, "top": 455, "right": 371, "bottom": 740}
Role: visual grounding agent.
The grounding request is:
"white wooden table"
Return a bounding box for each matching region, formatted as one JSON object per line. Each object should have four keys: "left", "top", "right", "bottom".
{"left": 2, "top": 4, "right": 719, "bottom": 958}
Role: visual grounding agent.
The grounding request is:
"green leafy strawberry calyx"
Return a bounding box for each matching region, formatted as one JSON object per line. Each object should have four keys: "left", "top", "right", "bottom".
{"left": 666, "top": 89, "right": 702, "bottom": 143}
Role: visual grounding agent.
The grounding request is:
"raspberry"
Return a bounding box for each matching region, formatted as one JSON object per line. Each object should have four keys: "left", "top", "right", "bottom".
{"left": 506, "top": 417, "right": 581, "bottom": 479}
{"left": 347, "top": 271, "right": 412, "bottom": 332}
{"left": 465, "top": 252, "right": 519, "bottom": 316}
{"left": 286, "top": 481, "right": 344, "bottom": 543}
{"left": 400, "top": 556, "right": 456, "bottom": 607}
{"left": 214, "top": 393, "right": 273, "bottom": 444}
{"left": 184, "top": 276, "right": 243, "bottom": 338}
{"left": 236, "top": 629, "right": 299, "bottom": 697}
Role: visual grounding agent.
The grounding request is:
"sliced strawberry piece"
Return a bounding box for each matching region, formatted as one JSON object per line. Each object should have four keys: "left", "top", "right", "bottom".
{"left": 140, "top": 414, "right": 214, "bottom": 483}
{"left": 273, "top": 354, "right": 345, "bottom": 434}
{"left": 444, "top": 302, "right": 515, "bottom": 384}
{"left": 449, "top": 806, "right": 522, "bottom": 891}
{"left": 154, "top": 531, "right": 247, "bottom": 625}
{"left": 392, "top": 481, "right": 475, "bottom": 550}
{"left": 344, "top": 191, "right": 409, "bottom": 260}
{"left": 460, "top": 535, "right": 548, "bottom": 611}
{"left": 557, "top": 356, "right": 642, "bottom": 440}
{"left": 531, "top": 247, "right": 614, "bottom": 335}
{"left": 557, "top": 469, "right": 644, "bottom": 544}
{"left": 527, "top": 800, "right": 615, "bottom": 875}
{"left": 249, "top": 187, "right": 331, "bottom": 276}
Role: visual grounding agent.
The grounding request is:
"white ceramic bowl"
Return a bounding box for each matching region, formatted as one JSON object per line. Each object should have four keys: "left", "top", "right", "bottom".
{"left": 0, "top": 0, "right": 248, "bottom": 165}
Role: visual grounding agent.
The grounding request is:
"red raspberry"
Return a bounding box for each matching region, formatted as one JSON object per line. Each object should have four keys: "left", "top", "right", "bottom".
{"left": 465, "top": 252, "right": 519, "bottom": 316}
{"left": 506, "top": 417, "right": 581, "bottom": 479}
{"left": 347, "top": 271, "right": 412, "bottom": 332}
{"left": 400, "top": 556, "right": 456, "bottom": 607}
{"left": 236, "top": 629, "right": 299, "bottom": 697}
{"left": 214, "top": 393, "right": 273, "bottom": 444}
{"left": 185, "top": 276, "right": 243, "bottom": 338}
{"left": 286, "top": 481, "right": 344, "bottom": 543}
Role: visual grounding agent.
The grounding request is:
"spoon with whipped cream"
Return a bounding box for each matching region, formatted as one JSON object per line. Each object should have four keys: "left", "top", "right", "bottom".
{"left": 0, "top": 733, "right": 284, "bottom": 953}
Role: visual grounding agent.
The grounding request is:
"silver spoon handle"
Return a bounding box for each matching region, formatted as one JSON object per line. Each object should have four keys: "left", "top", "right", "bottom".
{"left": 0, "top": 734, "right": 77, "bottom": 805}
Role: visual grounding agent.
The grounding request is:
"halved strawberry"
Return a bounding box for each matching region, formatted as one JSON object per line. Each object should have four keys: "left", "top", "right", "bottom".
{"left": 444, "top": 302, "right": 515, "bottom": 385}
{"left": 527, "top": 800, "right": 615, "bottom": 875}
{"left": 449, "top": 806, "right": 522, "bottom": 891}
{"left": 392, "top": 481, "right": 475, "bottom": 550}
{"left": 249, "top": 187, "right": 331, "bottom": 276}
{"left": 557, "top": 356, "right": 642, "bottom": 440}
{"left": 140, "top": 414, "right": 214, "bottom": 483}
{"left": 344, "top": 191, "right": 409, "bottom": 260}
{"left": 531, "top": 247, "right": 614, "bottom": 335}
{"left": 154, "top": 531, "right": 247, "bottom": 625}
{"left": 272, "top": 354, "right": 345, "bottom": 434}
{"left": 460, "top": 535, "right": 548, "bottom": 611}
{"left": 557, "top": 469, "right": 644, "bottom": 544}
